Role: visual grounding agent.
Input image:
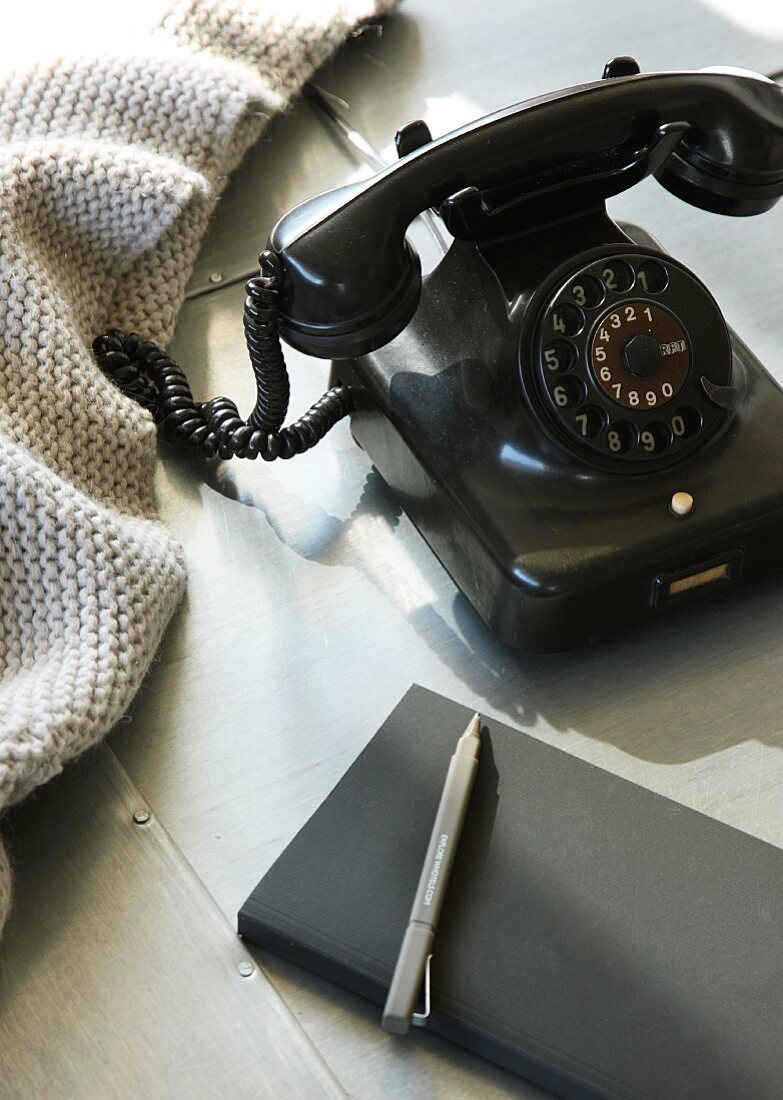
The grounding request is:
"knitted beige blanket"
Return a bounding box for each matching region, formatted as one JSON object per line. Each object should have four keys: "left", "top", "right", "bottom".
{"left": 0, "top": 0, "right": 394, "bottom": 936}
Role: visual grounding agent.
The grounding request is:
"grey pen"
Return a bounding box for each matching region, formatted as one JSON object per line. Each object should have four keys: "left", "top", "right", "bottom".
{"left": 382, "top": 713, "right": 482, "bottom": 1035}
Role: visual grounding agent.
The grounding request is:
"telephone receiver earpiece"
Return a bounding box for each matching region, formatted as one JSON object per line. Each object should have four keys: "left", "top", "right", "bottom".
{"left": 269, "top": 64, "right": 783, "bottom": 360}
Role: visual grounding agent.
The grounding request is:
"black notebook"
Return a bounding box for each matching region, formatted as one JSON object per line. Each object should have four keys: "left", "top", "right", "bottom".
{"left": 239, "top": 686, "right": 783, "bottom": 1100}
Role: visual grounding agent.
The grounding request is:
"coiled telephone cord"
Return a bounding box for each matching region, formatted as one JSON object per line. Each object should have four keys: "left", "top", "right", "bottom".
{"left": 92, "top": 250, "right": 352, "bottom": 461}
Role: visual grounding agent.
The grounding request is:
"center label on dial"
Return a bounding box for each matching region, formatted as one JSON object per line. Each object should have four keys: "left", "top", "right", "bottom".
{"left": 589, "top": 301, "right": 690, "bottom": 410}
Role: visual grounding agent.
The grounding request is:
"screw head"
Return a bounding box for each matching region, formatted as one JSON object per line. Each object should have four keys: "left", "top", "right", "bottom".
{"left": 622, "top": 333, "right": 661, "bottom": 379}
{"left": 237, "top": 961, "right": 254, "bottom": 978}
{"left": 208, "top": 272, "right": 223, "bottom": 284}
{"left": 132, "top": 809, "right": 150, "bottom": 825}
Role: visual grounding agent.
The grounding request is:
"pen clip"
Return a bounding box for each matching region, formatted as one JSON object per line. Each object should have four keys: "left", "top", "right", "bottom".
{"left": 411, "top": 954, "right": 433, "bottom": 1027}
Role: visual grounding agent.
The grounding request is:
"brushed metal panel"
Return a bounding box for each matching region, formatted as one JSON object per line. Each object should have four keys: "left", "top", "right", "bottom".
{"left": 0, "top": 745, "right": 345, "bottom": 1100}
{"left": 187, "top": 97, "right": 361, "bottom": 296}
{"left": 110, "top": 2, "right": 783, "bottom": 1098}
{"left": 321, "top": 0, "right": 783, "bottom": 137}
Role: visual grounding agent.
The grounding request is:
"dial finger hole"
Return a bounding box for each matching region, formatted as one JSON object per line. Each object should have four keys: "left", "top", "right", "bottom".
{"left": 599, "top": 259, "right": 634, "bottom": 294}
{"left": 636, "top": 260, "right": 668, "bottom": 294}
{"left": 571, "top": 275, "right": 605, "bottom": 309}
{"left": 606, "top": 420, "right": 637, "bottom": 454}
{"left": 670, "top": 405, "right": 702, "bottom": 440}
{"left": 542, "top": 340, "right": 577, "bottom": 372}
{"left": 572, "top": 404, "right": 607, "bottom": 439}
{"left": 551, "top": 375, "right": 586, "bottom": 409}
{"left": 548, "top": 303, "right": 584, "bottom": 338}
{"left": 639, "top": 421, "right": 671, "bottom": 455}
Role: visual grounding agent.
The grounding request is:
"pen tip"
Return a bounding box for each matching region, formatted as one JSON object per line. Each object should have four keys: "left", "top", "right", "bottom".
{"left": 459, "top": 713, "right": 481, "bottom": 745}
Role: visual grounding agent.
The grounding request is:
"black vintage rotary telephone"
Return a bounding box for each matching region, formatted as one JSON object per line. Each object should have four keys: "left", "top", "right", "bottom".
{"left": 95, "top": 59, "right": 783, "bottom": 651}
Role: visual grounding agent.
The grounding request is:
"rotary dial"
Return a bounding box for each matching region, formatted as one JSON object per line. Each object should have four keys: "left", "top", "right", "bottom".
{"left": 529, "top": 251, "right": 732, "bottom": 465}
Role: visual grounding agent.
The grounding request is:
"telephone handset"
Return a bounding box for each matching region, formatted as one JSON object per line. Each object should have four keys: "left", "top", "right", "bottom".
{"left": 96, "top": 59, "right": 783, "bottom": 650}
{"left": 268, "top": 60, "right": 783, "bottom": 358}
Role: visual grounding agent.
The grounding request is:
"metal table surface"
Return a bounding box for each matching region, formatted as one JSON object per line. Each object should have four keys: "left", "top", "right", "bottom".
{"left": 6, "top": 1, "right": 783, "bottom": 1097}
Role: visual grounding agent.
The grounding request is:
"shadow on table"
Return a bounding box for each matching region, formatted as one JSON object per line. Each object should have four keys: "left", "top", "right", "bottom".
{"left": 194, "top": 451, "right": 783, "bottom": 767}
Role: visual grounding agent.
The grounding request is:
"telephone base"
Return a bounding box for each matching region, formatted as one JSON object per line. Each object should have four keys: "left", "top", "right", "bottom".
{"left": 330, "top": 223, "right": 783, "bottom": 652}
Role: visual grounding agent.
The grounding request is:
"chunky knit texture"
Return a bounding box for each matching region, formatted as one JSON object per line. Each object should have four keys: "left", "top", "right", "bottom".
{"left": 0, "top": 0, "right": 395, "bottom": 937}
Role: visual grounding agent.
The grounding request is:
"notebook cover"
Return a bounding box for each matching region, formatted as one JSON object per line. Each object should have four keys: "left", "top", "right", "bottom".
{"left": 238, "top": 686, "right": 783, "bottom": 1100}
